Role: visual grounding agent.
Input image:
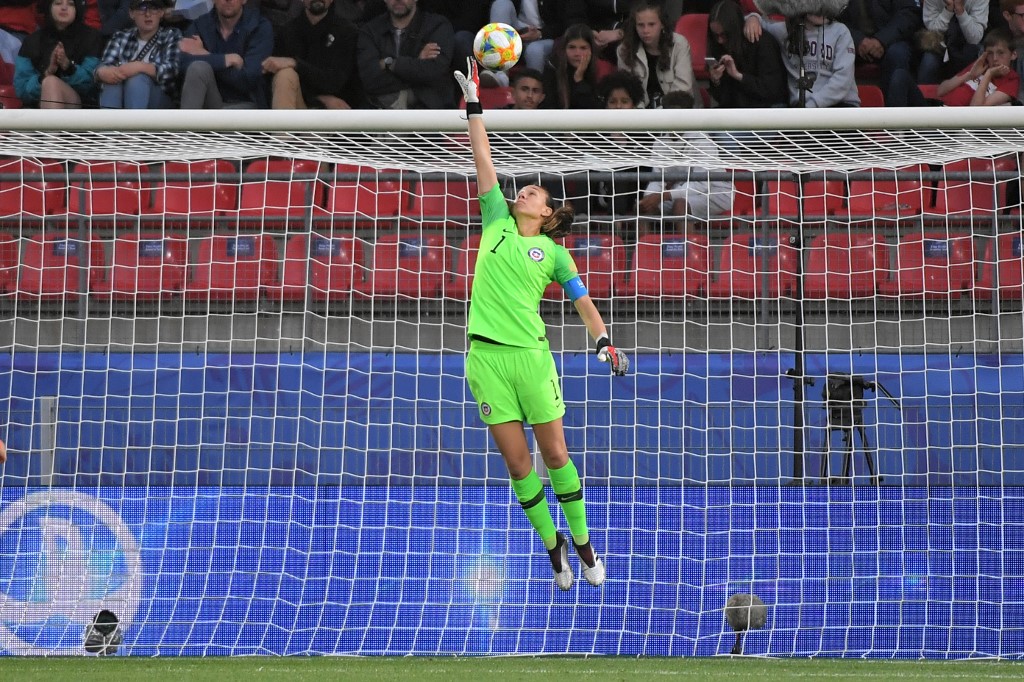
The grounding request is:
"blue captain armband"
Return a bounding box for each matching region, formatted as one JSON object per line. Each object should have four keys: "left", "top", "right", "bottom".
{"left": 562, "top": 276, "right": 588, "bottom": 301}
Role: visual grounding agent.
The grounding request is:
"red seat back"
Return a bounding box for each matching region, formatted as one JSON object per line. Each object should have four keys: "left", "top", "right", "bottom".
{"left": 146, "top": 159, "right": 238, "bottom": 217}
{"left": 236, "top": 158, "right": 324, "bottom": 221}
{"left": 186, "top": 234, "right": 279, "bottom": 301}
{"left": 444, "top": 234, "right": 481, "bottom": 302}
{"left": 0, "top": 158, "right": 66, "bottom": 217}
{"left": 709, "top": 232, "right": 798, "bottom": 299}
{"left": 19, "top": 233, "right": 103, "bottom": 299}
{"left": 675, "top": 13, "right": 708, "bottom": 81}
{"left": 977, "top": 233, "right": 1024, "bottom": 300}
{"left": 69, "top": 161, "right": 144, "bottom": 216}
{"left": 630, "top": 234, "right": 709, "bottom": 298}
{"left": 97, "top": 232, "right": 188, "bottom": 300}
{"left": 357, "top": 232, "right": 446, "bottom": 299}
{"left": 273, "top": 233, "right": 361, "bottom": 302}
{"left": 322, "top": 165, "right": 403, "bottom": 220}
{"left": 803, "top": 231, "right": 887, "bottom": 299}
{"left": 883, "top": 233, "right": 973, "bottom": 299}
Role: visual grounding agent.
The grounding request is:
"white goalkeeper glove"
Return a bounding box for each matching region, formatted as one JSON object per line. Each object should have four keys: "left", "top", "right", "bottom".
{"left": 454, "top": 57, "right": 482, "bottom": 117}
{"left": 596, "top": 336, "right": 629, "bottom": 376}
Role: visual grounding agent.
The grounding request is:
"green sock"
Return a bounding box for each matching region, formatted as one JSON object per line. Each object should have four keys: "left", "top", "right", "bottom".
{"left": 510, "top": 469, "right": 557, "bottom": 550}
{"left": 549, "top": 459, "right": 589, "bottom": 546}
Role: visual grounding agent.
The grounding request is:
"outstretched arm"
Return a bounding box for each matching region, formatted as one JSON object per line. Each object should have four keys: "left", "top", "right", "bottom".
{"left": 455, "top": 58, "right": 498, "bottom": 196}
{"left": 574, "top": 296, "right": 629, "bottom": 376}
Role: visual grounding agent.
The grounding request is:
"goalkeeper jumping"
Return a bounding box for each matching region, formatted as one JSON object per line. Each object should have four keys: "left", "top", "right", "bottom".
{"left": 455, "top": 58, "right": 629, "bottom": 591}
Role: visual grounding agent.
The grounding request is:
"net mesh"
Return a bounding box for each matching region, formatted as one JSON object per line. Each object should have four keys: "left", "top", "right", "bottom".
{"left": 0, "top": 115, "right": 1021, "bottom": 657}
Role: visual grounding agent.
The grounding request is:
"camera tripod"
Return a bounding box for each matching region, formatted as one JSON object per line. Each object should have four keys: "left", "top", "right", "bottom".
{"left": 818, "top": 373, "right": 901, "bottom": 485}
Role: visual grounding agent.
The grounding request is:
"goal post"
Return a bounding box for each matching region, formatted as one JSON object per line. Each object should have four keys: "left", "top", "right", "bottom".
{"left": 0, "top": 108, "right": 1021, "bottom": 658}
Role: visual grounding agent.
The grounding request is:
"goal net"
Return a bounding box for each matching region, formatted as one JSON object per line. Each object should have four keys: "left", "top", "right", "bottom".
{"left": 0, "top": 108, "right": 1021, "bottom": 658}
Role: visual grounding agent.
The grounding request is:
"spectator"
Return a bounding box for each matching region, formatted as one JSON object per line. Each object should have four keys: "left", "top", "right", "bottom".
{"left": 745, "top": 12, "right": 859, "bottom": 107}
{"left": 589, "top": 69, "right": 645, "bottom": 230}
{"left": 706, "top": 0, "right": 786, "bottom": 108}
{"left": 917, "top": 0, "right": 987, "bottom": 84}
{"left": 489, "top": 0, "right": 586, "bottom": 82}
{"left": 638, "top": 89, "right": 734, "bottom": 231}
{"left": 95, "top": 0, "right": 180, "bottom": 108}
{"left": 888, "top": 26, "right": 1019, "bottom": 106}
{"left": 598, "top": 66, "right": 642, "bottom": 107}
{"left": 357, "top": 0, "right": 454, "bottom": 109}
{"left": 1002, "top": 0, "right": 1024, "bottom": 102}
{"left": 262, "top": 0, "right": 362, "bottom": 109}
{"left": 542, "top": 22, "right": 601, "bottom": 109}
{"left": 583, "top": 0, "right": 628, "bottom": 61}
{"left": 178, "top": 0, "right": 274, "bottom": 108}
{"left": 616, "top": 0, "right": 693, "bottom": 109}
{"left": 837, "top": 0, "right": 919, "bottom": 103}
{"left": 505, "top": 65, "right": 545, "bottom": 108}
{"left": 14, "top": 0, "right": 102, "bottom": 107}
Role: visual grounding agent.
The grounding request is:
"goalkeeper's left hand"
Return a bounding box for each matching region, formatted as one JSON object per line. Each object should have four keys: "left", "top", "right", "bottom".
{"left": 454, "top": 57, "right": 480, "bottom": 114}
{"left": 596, "top": 336, "right": 629, "bottom": 376}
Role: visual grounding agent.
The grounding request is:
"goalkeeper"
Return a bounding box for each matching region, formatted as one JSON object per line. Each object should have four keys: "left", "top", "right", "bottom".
{"left": 455, "top": 58, "right": 629, "bottom": 592}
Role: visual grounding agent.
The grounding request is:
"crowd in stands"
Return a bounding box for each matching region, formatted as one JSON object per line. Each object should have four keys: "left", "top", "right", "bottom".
{"left": 0, "top": 0, "right": 1022, "bottom": 111}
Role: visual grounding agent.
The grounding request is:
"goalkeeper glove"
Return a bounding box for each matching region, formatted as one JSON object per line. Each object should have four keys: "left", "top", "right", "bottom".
{"left": 454, "top": 57, "right": 482, "bottom": 117}
{"left": 596, "top": 336, "right": 629, "bottom": 376}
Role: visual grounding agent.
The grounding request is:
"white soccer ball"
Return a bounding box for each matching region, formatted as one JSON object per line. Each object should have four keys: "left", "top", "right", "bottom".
{"left": 473, "top": 22, "right": 523, "bottom": 72}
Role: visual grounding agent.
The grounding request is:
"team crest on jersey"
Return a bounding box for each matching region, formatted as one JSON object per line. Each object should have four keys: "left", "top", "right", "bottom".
{"left": 481, "top": 403, "right": 492, "bottom": 416}
{"left": 528, "top": 248, "right": 545, "bottom": 262}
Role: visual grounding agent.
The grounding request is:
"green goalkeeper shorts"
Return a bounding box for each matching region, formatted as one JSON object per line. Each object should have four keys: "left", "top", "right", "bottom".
{"left": 466, "top": 339, "right": 565, "bottom": 425}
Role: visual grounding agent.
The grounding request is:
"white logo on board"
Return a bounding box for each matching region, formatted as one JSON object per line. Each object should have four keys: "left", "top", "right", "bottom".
{"left": 0, "top": 491, "right": 142, "bottom": 655}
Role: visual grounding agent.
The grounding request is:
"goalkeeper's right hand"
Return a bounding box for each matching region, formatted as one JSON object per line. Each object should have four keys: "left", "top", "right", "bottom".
{"left": 454, "top": 57, "right": 481, "bottom": 115}
{"left": 596, "top": 336, "right": 629, "bottom": 376}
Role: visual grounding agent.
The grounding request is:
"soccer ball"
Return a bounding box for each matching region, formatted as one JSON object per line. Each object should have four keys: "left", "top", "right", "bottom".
{"left": 473, "top": 22, "right": 523, "bottom": 72}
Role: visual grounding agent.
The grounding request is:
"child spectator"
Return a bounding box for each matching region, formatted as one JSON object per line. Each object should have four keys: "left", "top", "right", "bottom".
{"left": 95, "top": 0, "right": 180, "bottom": 108}
{"left": 505, "top": 66, "right": 545, "bottom": 109}
{"left": 542, "top": 22, "right": 602, "bottom": 109}
{"left": 14, "top": 0, "right": 102, "bottom": 107}
{"left": 616, "top": 0, "right": 693, "bottom": 109}
{"left": 937, "top": 26, "right": 1018, "bottom": 105}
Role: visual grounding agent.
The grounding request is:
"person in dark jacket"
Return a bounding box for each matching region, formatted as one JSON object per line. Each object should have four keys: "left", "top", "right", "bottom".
{"left": 262, "top": 0, "right": 362, "bottom": 108}
{"left": 356, "top": 0, "right": 454, "bottom": 109}
{"left": 837, "top": 0, "right": 920, "bottom": 102}
{"left": 542, "top": 22, "right": 602, "bottom": 109}
{"left": 706, "top": 0, "right": 786, "bottom": 108}
{"left": 178, "top": 0, "right": 274, "bottom": 108}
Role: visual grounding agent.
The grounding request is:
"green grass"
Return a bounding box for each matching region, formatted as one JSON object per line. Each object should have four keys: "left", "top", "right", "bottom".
{"left": 3, "top": 657, "right": 1023, "bottom": 681}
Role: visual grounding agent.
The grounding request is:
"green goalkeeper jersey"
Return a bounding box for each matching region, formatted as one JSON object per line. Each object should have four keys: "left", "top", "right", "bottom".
{"left": 468, "top": 184, "right": 579, "bottom": 350}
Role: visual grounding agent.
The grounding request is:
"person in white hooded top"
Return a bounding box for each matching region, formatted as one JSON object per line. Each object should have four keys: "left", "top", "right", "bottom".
{"left": 616, "top": 0, "right": 694, "bottom": 109}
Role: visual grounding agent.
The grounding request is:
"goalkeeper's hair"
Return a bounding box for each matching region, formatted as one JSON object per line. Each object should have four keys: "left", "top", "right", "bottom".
{"left": 539, "top": 188, "right": 575, "bottom": 239}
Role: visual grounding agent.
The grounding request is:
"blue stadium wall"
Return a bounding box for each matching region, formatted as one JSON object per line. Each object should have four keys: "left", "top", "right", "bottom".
{"left": 0, "top": 352, "right": 1022, "bottom": 657}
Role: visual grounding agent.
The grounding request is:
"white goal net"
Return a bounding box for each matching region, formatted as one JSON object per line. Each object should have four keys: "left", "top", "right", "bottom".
{"left": 0, "top": 108, "right": 1021, "bottom": 658}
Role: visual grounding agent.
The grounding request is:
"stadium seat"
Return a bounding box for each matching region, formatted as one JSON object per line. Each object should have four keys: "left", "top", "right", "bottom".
{"left": 0, "top": 232, "right": 18, "bottom": 297}
{"left": 803, "top": 231, "right": 887, "bottom": 299}
{"left": 269, "top": 232, "right": 362, "bottom": 302}
{"left": 0, "top": 157, "right": 66, "bottom": 218}
{"left": 319, "top": 164, "right": 403, "bottom": 223}
{"left": 92, "top": 232, "right": 188, "bottom": 301}
{"left": 143, "top": 159, "right": 238, "bottom": 219}
{"left": 879, "top": 232, "right": 974, "bottom": 299}
{"left": 406, "top": 177, "right": 480, "bottom": 227}
{"left": 857, "top": 84, "right": 885, "bottom": 107}
{"left": 708, "top": 232, "right": 799, "bottom": 299}
{"left": 233, "top": 158, "right": 324, "bottom": 227}
{"left": 675, "top": 13, "right": 709, "bottom": 81}
{"left": 0, "top": 84, "right": 22, "bottom": 108}
{"left": 444, "top": 233, "right": 481, "bottom": 302}
{"left": 561, "top": 233, "right": 628, "bottom": 301}
{"left": 836, "top": 166, "right": 924, "bottom": 222}
{"left": 68, "top": 161, "right": 145, "bottom": 217}
{"left": 355, "top": 232, "right": 446, "bottom": 300}
{"left": 977, "top": 233, "right": 1024, "bottom": 300}
{"left": 19, "top": 232, "right": 104, "bottom": 300}
{"left": 923, "top": 158, "right": 1003, "bottom": 221}
{"left": 766, "top": 175, "right": 844, "bottom": 220}
{"left": 626, "top": 233, "right": 709, "bottom": 298}
{"left": 185, "top": 234, "right": 279, "bottom": 302}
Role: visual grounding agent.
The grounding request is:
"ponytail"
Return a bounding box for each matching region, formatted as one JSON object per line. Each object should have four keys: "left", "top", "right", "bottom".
{"left": 540, "top": 204, "right": 575, "bottom": 239}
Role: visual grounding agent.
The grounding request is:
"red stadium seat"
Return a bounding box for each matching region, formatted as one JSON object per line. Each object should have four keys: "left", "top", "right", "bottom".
{"left": 406, "top": 178, "right": 480, "bottom": 227}
{"left": 879, "top": 232, "right": 974, "bottom": 299}
{"left": 319, "top": 164, "right": 403, "bottom": 222}
{"left": 0, "top": 157, "right": 66, "bottom": 218}
{"left": 803, "top": 231, "right": 887, "bottom": 299}
{"left": 836, "top": 166, "right": 924, "bottom": 221}
{"left": 19, "top": 232, "right": 104, "bottom": 300}
{"left": 675, "top": 13, "right": 709, "bottom": 81}
{"left": 355, "top": 232, "right": 446, "bottom": 300}
{"left": 708, "top": 232, "right": 799, "bottom": 299}
{"left": 68, "top": 161, "right": 145, "bottom": 217}
{"left": 0, "top": 84, "right": 22, "bottom": 108}
{"left": 923, "top": 158, "right": 1001, "bottom": 220}
{"left": 92, "top": 232, "right": 188, "bottom": 301}
{"left": 565, "top": 234, "right": 628, "bottom": 300}
{"left": 444, "top": 234, "right": 481, "bottom": 302}
{"left": 270, "top": 233, "right": 362, "bottom": 303}
{"left": 626, "top": 233, "right": 709, "bottom": 299}
{"left": 233, "top": 158, "right": 324, "bottom": 226}
{"left": 857, "top": 84, "right": 885, "bottom": 107}
{"left": 185, "top": 234, "right": 279, "bottom": 302}
{"left": 144, "top": 159, "right": 238, "bottom": 219}
{"left": 977, "top": 233, "right": 1024, "bottom": 300}
{"left": 766, "top": 176, "right": 843, "bottom": 220}
{"left": 0, "top": 232, "right": 18, "bottom": 297}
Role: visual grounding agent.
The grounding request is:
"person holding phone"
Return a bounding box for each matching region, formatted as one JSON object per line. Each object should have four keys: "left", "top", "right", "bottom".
{"left": 705, "top": 0, "right": 787, "bottom": 108}
{"left": 616, "top": 0, "right": 694, "bottom": 108}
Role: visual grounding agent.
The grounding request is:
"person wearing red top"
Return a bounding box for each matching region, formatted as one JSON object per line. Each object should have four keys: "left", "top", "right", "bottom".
{"left": 938, "top": 27, "right": 1019, "bottom": 105}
